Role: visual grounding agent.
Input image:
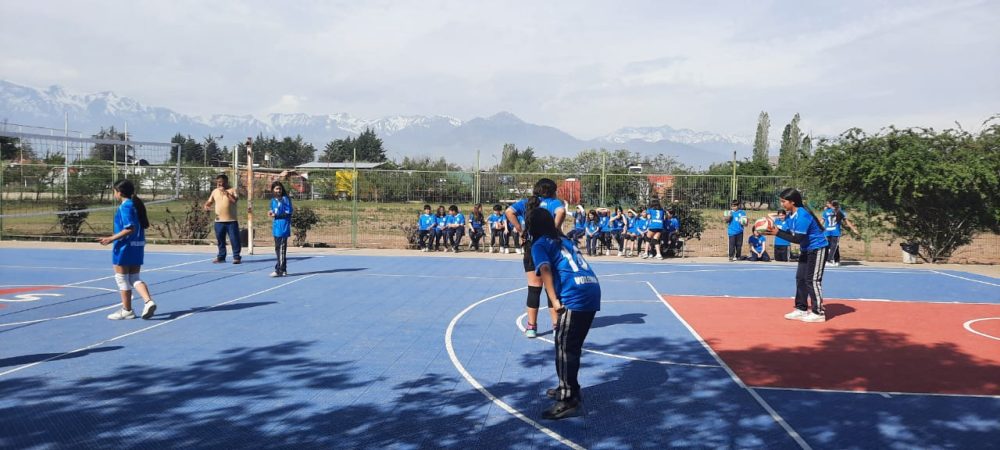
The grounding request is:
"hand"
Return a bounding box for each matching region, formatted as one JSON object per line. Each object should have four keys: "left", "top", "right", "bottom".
{"left": 267, "top": 211, "right": 275, "bottom": 217}
{"left": 98, "top": 236, "right": 113, "bottom": 246}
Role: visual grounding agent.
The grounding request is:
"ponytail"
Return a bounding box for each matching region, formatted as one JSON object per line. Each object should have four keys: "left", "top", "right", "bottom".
{"left": 133, "top": 196, "right": 150, "bottom": 230}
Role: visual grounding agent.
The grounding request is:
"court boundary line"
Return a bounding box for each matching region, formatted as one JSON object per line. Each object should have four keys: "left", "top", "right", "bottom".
{"left": 0, "top": 274, "right": 317, "bottom": 379}
{"left": 666, "top": 293, "right": 1000, "bottom": 306}
{"left": 751, "top": 385, "right": 1000, "bottom": 399}
{"left": 963, "top": 317, "right": 1000, "bottom": 341}
{"left": 930, "top": 270, "right": 1000, "bottom": 287}
{"left": 64, "top": 258, "right": 215, "bottom": 287}
{"left": 646, "top": 282, "right": 812, "bottom": 450}
{"left": 0, "top": 285, "right": 118, "bottom": 327}
{"left": 445, "top": 287, "right": 586, "bottom": 450}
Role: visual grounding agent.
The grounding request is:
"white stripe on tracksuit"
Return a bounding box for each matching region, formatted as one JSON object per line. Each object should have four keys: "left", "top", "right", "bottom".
{"left": 812, "top": 247, "right": 827, "bottom": 313}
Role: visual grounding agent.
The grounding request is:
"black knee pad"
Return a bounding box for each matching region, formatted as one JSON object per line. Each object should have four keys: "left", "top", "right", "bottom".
{"left": 526, "top": 285, "right": 543, "bottom": 309}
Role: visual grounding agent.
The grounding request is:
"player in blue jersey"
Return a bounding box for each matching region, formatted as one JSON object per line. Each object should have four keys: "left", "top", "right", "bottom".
{"left": 566, "top": 204, "right": 587, "bottom": 247}
{"left": 584, "top": 209, "right": 601, "bottom": 257}
{"left": 267, "top": 181, "right": 294, "bottom": 277}
{"left": 768, "top": 209, "right": 790, "bottom": 261}
{"left": 622, "top": 209, "right": 640, "bottom": 257}
{"left": 526, "top": 207, "right": 601, "bottom": 420}
{"left": 432, "top": 205, "right": 447, "bottom": 251}
{"left": 99, "top": 180, "right": 157, "bottom": 320}
{"left": 488, "top": 204, "right": 508, "bottom": 253}
{"left": 663, "top": 209, "right": 681, "bottom": 257}
{"left": 597, "top": 208, "right": 612, "bottom": 255}
{"left": 644, "top": 199, "right": 666, "bottom": 259}
{"left": 608, "top": 206, "right": 626, "bottom": 256}
{"left": 468, "top": 203, "right": 485, "bottom": 252}
{"left": 506, "top": 178, "right": 566, "bottom": 338}
{"left": 747, "top": 228, "right": 770, "bottom": 262}
{"left": 822, "top": 200, "right": 858, "bottom": 267}
{"left": 725, "top": 200, "right": 748, "bottom": 261}
{"left": 417, "top": 204, "right": 435, "bottom": 252}
{"left": 444, "top": 205, "right": 466, "bottom": 252}
{"left": 764, "top": 188, "right": 830, "bottom": 323}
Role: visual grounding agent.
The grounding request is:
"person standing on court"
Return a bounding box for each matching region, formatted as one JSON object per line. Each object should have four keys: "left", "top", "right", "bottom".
{"left": 204, "top": 174, "right": 241, "bottom": 264}
{"left": 506, "top": 178, "right": 565, "bottom": 339}
{"left": 763, "top": 188, "right": 829, "bottom": 323}
{"left": 822, "top": 200, "right": 859, "bottom": 267}
{"left": 526, "top": 207, "right": 601, "bottom": 420}
{"left": 769, "top": 209, "right": 791, "bottom": 261}
{"left": 268, "top": 181, "right": 293, "bottom": 277}
{"left": 100, "top": 179, "right": 157, "bottom": 320}
{"left": 725, "top": 200, "right": 747, "bottom": 261}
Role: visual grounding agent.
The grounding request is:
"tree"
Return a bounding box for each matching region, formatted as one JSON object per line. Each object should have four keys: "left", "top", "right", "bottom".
{"left": 808, "top": 122, "right": 1000, "bottom": 262}
{"left": 202, "top": 135, "right": 227, "bottom": 166}
{"left": 169, "top": 133, "right": 204, "bottom": 165}
{"left": 777, "top": 113, "right": 802, "bottom": 176}
{"left": 498, "top": 143, "right": 539, "bottom": 172}
{"left": 1, "top": 136, "right": 36, "bottom": 161}
{"left": 320, "top": 137, "right": 353, "bottom": 162}
{"left": 753, "top": 111, "right": 771, "bottom": 165}
{"left": 90, "top": 126, "right": 134, "bottom": 163}
{"left": 319, "top": 128, "right": 386, "bottom": 163}
{"left": 239, "top": 134, "right": 316, "bottom": 168}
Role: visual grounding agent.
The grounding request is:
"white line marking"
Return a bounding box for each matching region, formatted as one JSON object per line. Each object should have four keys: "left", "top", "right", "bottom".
{"left": 646, "top": 282, "right": 813, "bottom": 450}
{"left": 64, "top": 258, "right": 215, "bottom": 287}
{"left": 665, "top": 293, "right": 1000, "bottom": 306}
{"left": 930, "top": 270, "right": 1000, "bottom": 287}
{"left": 963, "top": 317, "right": 1000, "bottom": 341}
{"left": 514, "top": 312, "right": 720, "bottom": 369}
{"left": 751, "top": 385, "right": 1000, "bottom": 399}
{"left": 0, "top": 285, "right": 119, "bottom": 327}
{"left": 0, "top": 274, "right": 316, "bottom": 378}
{"left": 445, "top": 287, "right": 586, "bottom": 450}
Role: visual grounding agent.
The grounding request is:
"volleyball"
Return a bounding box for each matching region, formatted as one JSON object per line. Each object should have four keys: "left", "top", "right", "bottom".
{"left": 739, "top": 216, "right": 748, "bottom": 226}
{"left": 754, "top": 217, "right": 772, "bottom": 232}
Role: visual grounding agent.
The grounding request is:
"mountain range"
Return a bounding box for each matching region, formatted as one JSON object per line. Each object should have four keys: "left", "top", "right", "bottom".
{"left": 0, "top": 80, "right": 753, "bottom": 168}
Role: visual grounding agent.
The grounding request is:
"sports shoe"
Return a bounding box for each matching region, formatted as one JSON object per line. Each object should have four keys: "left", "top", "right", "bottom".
{"left": 831, "top": 261, "right": 840, "bottom": 267}
{"left": 541, "top": 398, "right": 584, "bottom": 420}
{"left": 141, "top": 301, "right": 157, "bottom": 319}
{"left": 802, "top": 311, "right": 827, "bottom": 323}
{"left": 641, "top": 253, "right": 649, "bottom": 259}
{"left": 517, "top": 248, "right": 524, "bottom": 255}
{"left": 617, "top": 251, "right": 623, "bottom": 256}
{"left": 270, "top": 271, "right": 280, "bottom": 277}
{"left": 546, "top": 388, "right": 584, "bottom": 400}
{"left": 212, "top": 257, "right": 224, "bottom": 264}
{"left": 490, "top": 246, "right": 494, "bottom": 253}
{"left": 525, "top": 324, "right": 537, "bottom": 338}
{"left": 108, "top": 308, "right": 136, "bottom": 320}
{"left": 232, "top": 257, "right": 242, "bottom": 265}
{"left": 657, "top": 255, "right": 665, "bottom": 260}
{"left": 784, "top": 309, "right": 809, "bottom": 320}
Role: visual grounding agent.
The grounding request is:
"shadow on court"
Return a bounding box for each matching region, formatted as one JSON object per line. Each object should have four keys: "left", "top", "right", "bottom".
{"left": 0, "top": 346, "right": 123, "bottom": 368}
{"left": 237, "top": 256, "right": 316, "bottom": 264}
{"left": 823, "top": 303, "right": 856, "bottom": 320}
{"left": 149, "top": 301, "right": 277, "bottom": 321}
{"left": 286, "top": 268, "right": 367, "bottom": 276}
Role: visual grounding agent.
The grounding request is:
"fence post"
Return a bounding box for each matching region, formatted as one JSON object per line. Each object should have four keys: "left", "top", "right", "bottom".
{"left": 474, "top": 150, "right": 480, "bottom": 205}
{"left": 731, "top": 151, "right": 737, "bottom": 203}
{"left": 0, "top": 160, "right": 4, "bottom": 240}
{"left": 351, "top": 147, "right": 358, "bottom": 248}
{"left": 600, "top": 151, "right": 607, "bottom": 206}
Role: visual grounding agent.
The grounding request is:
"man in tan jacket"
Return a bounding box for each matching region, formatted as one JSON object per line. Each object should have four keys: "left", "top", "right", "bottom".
{"left": 204, "top": 174, "right": 241, "bottom": 264}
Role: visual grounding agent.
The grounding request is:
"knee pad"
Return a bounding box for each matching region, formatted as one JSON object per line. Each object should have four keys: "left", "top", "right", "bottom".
{"left": 114, "top": 273, "right": 130, "bottom": 291}
{"left": 129, "top": 273, "right": 145, "bottom": 289}
{"left": 526, "top": 285, "right": 543, "bottom": 309}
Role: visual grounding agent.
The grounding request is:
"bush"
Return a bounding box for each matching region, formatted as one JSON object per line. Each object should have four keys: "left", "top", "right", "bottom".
{"left": 667, "top": 200, "right": 705, "bottom": 241}
{"left": 291, "top": 206, "right": 321, "bottom": 246}
{"left": 57, "top": 199, "right": 90, "bottom": 236}
{"left": 152, "top": 201, "right": 213, "bottom": 243}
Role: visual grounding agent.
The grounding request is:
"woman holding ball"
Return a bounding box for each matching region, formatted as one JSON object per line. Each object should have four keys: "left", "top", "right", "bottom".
{"left": 763, "top": 188, "right": 829, "bottom": 323}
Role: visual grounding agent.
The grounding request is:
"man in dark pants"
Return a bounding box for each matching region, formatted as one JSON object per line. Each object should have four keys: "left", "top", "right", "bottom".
{"left": 725, "top": 200, "right": 747, "bottom": 261}
{"left": 204, "top": 174, "right": 241, "bottom": 264}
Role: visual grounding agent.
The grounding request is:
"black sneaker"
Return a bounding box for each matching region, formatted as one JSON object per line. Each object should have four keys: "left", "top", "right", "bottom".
{"left": 212, "top": 257, "right": 225, "bottom": 264}
{"left": 546, "top": 388, "right": 583, "bottom": 400}
{"left": 232, "top": 257, "right": 242, "bottom": 265}
{"left": 541, "top": 398, "right": 583, "bottom": 420}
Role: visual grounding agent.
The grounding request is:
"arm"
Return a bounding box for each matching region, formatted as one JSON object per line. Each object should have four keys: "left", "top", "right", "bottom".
{"left": 844, "top": 217, "right": 859, "bottom": 235}
{"left": 505, "top": 207, "right": 522, "bottom": 235}
{"left": 225, "top": 188, "right": 239, "bottom": 203}
{"left": 554, "top": 207, "right": 566, "bottom": 229}
{"left": 204, "top": 190, "right": 216, "bottom": 210}
{"left": 98, "top": 226, "right": 133, "bottom": 246}
{"left": 538, "top": 265, "right": 564, "bottom": 312}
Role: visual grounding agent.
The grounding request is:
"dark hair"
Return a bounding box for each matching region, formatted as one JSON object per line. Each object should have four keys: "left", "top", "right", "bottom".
{"left": 472, "top": 203, "right": 484, "bottom": 222}
{"left": 114, "top": 179, "right": 150, "bottom": 229}
{"left": 493, "top": 204, "right": 503, "bottom": 212}
{"left": 423, "top": 204, "right": 431, "bottom": 210}
{"left": 779, "top": 188, "right": 823, "bottom": 229}
{"left": 731, "top": 200, "right": 741, "bottom": 207}
{"left": 649, "top": 198, "right": 662, "bottom": 210}
{"left": 830, "top": 200, "right": 845, "bottom": 222}
{"left": 270, "top": 181, "right": 287, "bottom": 197}
{"left": 527, "top": 207, "right": 563, "bottom": 240}
{"left": 587, "top": 209, "right": 598, "bottom": 220}
{"left": 448, "top": 204, "right": 458, "bottom": 213}
{"left": 215, "top": 174, "right": 230, "bottom": 189}
{"left": 526, "top": 178, "right": 559, "bottom": 214}
{"left": 436, "top": 205, "right": 446, "bottom": 217}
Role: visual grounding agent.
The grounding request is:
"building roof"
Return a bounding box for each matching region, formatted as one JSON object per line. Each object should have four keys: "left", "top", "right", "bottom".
{"left": 295, "top": 161, "right": 385, "bottom": 169}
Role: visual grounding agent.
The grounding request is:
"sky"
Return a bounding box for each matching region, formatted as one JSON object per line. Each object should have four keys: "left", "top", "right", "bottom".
{"left": 1, "top": 0, "right": 998, "bottom": 139}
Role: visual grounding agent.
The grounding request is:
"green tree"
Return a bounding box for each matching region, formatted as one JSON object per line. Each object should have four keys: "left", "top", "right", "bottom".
{"left": 169, "top": 133, "right": 204, "bottom": 165}
{"left": 319, "top": 128, "right": 386, "bottom": 163}
{"left": 202, "top": 135, "right": 227, "bottom": 167}
{"left": 1, "top": 136, "right": 36, "bottom": 160}
{"left": 777, "top": 113, "right": 802, "bottom": 176}
{"left": 753, "top": 111, "right": 770, "bottom": 165}
{"left": 498, "top": 143, "right": 539, "bottom": 172}
{"left": 90, "top": 126, "right": 134, "bottom": 163}
{"left": 239, "top": 134, "right": 316, "bottom": 168}
{"left": 808, "top": 123, "right": 1000, "bottom": 262}
{"left": 320, "top": 136, "right": 353, "bottom": 162}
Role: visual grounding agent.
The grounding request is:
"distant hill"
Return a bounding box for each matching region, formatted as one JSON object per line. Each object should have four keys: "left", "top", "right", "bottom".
{"left": 0, "top": 80, "right": 754, "bottom": 168}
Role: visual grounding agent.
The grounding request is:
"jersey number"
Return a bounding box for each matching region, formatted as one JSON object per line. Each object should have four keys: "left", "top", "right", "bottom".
{"left": 560, "top": 246, "right": 591, "bottom": 272}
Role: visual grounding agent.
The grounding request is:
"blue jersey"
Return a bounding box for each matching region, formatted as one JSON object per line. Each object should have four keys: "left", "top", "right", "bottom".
{"left": 586, "top": 221, "right": 600, "bottom": 235}
{"left": 598, "top": 215, "right": 611, "bottom": 232}
{"left": 531, "top": 236, "right": 601, "bottom": 312}
{"left": 626, "top": 215, "right": 639, "bottom": 233}
{"left": 610, "top": 213, "right": 624, "bottom": 231}
{"left": 447, "top": 212, "right": 465, "bottom": 227}
{"left": 487, "top": 213, "right": 506, "bottom": 230}
{"left": 572, "top": 212, "right": 586, "bottom": 231}
{"left": 112, "top": 199, "right": 145, "bottom": 266}
{"left": 823, "top": 208, "right": 846, "bottom": 237}
{"left": 270, "top": 196, "right": 293, "bottom": 238}
{"left": 435, "top": 215, "right": 447, "bottom": 230}
{"left": 647, "top": 209, "right": 664, "bottom": 231}
{"left": 748, "top": 234, "right": 766, "bottom": 253}
{"left": 727, "top": 210, "right": 747, "bottom": 236}
{"left": 418, "top": 213, "right": 436, "bottom": 231}
{"left": 470, "top": 214, "right": 484, "bottom": 230}
{"left": 667, "top": 217, "right": 680, "bottom": 233}
{"left": 772, "top": 217, "right": 789, "bottom": 246}
{"left": 510, "top": 196, "right": 565, "bottom": 221}
{"left": 785, "top": 207, "right": 829, "bottom": 251}
{"left": 635, "top": 217, "right": 649, "bottom": 233}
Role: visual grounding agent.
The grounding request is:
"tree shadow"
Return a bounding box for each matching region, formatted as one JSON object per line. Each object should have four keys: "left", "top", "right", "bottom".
{"left": 590, "top": 313, "right": 647, "bottom": 329}
{"left": 286, "top": 268, "right": 368, "bottom": 276}
{"left": 238, "top": 256, "right": 316, "bottom": 264}
{"left": 823, "top": 303, "right": 856, "bottom": 320}
{"left": 0, "top": 346, "right": 123, "bottom": 368}
{"left": 149, "top": 301, "right": 277, "bottom": 320}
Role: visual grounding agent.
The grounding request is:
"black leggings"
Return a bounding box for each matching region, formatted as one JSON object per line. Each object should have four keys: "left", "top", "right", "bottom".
{"left": 826, "top": 236, "right": 841, "bottom": 263}
{"left": 273, "top": 236, "right": 288, "bottom": 273}
{"left": 795, "top": 247, "right": 828, "bottom": 314}
{"left": 552, "top": 309, "right": 596, "bottom": 401}
{"left": 728, "top": 233, "right": 744, "bottom": 259}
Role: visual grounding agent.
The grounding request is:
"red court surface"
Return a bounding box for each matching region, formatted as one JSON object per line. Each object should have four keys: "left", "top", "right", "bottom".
{"left": 667, "top": 295, "right": 1000, "bottom": 396}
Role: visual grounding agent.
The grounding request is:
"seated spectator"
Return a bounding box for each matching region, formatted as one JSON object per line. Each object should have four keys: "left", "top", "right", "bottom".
{"left": 488, "top": 204, "right": 508, "bottom": 253}
{"left": 417, "top": 204, "right": 435, "bottom": 251}
{"left": 433, "top": 205, "right": 447, "bottom": 251}
{"left": 748, "top": 229, "right": 770, "bottom": 262}
{"left": 566, "top": 204, "right": 587, "bottom": 247}
{"left": 468, "top": 203, "right": 485, "bottom": 252}
{"left": 444, "top": 204, "right": 466, "bottom": 252}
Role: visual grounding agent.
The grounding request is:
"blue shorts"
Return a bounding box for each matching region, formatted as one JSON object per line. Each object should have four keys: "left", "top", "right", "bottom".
{"left": 113, "top": 241, "right": 144, "bottom": 266}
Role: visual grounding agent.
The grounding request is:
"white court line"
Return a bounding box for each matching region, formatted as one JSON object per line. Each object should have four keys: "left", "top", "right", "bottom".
{"left": 964, "top": 318, "right": 1000, "bottom": 341}
{"left": 751, "top": 385, "right": 1000, "bottom": 399}
{"left": 665, "top": 293, "right": 1000, "bottom": 306}
{"left": 445, "top": 287, "right": 586, "bottom": 450}
{"left": 930, "top": 270, "right": 1000, "bottom": 288}
{"left": 0, "top": 285, "right": 119, "bottom": 327}
{"left": 647, "top": 282, "right": 812, "bottom": 450}
{"left": 64, "top": 258, "right": 216, "bottom": 287}
{"left": 514, "top": 311, "right": 721, "bottom": 369}
{"left": 0, "top": 274, "right": 316, "bottom": 379}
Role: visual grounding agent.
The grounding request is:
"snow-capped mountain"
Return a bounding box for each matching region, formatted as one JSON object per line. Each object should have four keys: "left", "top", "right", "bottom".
{"left": 0, "top": 80, "right": 751, "bottom": 167}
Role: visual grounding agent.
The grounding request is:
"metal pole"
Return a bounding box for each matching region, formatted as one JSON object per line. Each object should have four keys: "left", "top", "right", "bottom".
{"left": 600, "top": 151, "right": 606, "bottom": 207}
{"left": 174, "top": 143, "right": 181, "bottom": 199}
{"left": 474, "top": 149, "right": 480, "bottom": 204}
{"left": 0, "top": 160, "right": 5, "bottom": 240}
{"left": 64, "top": 113, "right": 69, "bottom": 200}
{"left": 124, "top": 120, "right": 129, "bottom": 177}
{"left": 351, "top": 146, "right": 358, "bottom": 248}
{"left": 246, "top": 138, "right": 254, "bottom": 255}
{"left": 731, "top": 150, "right": 738, "bottom": 202}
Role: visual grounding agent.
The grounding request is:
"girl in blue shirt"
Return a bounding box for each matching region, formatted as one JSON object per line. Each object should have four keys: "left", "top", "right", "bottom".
{"left": 608, "top": 206, "right": 626, "bottom": 256}
{"left": 644, "top": 199, "right": 665, "bottom": 259}
{"left": 584, "top": 210, "right": 601, "bottom": 257}
{"left": 488, "top": 204, "right": 508, "bottom": 253}
{"left": 822, "top": 200, "right": 858, "bottom": 267}
{"left": 597, "top": 208, "right": 612, "bottom": 255}
{"left": 725, "top": 200, "right": 748, "bottom": 261}
{"left": 764, "top": 188, "right": 829, "bottom": 323}
{"left": 566, "top": 205, "right": 587, "bottom": 247}
{"left": 768, "top": 209, "right": 790, "bottom": 261}
{"left": 99, "top": 180, "right": 157, "bottom": 320}
{"left": 433, "top": 205, "right": 447, "bottom": 251}
{"left": 417, "top": 204, "right": 435, "bottom": 251}
{"left": 526, "top": 206, "right": 600, "bottom": 420}
{"left": 444, "top": 204, "right": 466, "bottom": 252}
{"left": 622, "top": 209, "right": 640, "bottom": 257}
{"left": 468, "top": 203, "right": 485, "bottom": 252}
{"left": 268, "top": 181, "right": 294, "bottom": 277}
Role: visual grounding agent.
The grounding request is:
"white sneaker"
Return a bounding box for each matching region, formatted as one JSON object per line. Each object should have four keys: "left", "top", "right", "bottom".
{"left": 641, "top": 254, "right": 649, "bottom": 259}
{"left": 657, "top": 255, "right": 665, "bottom": 260}
{"left": 517, "top": 248, "right": 523, "bottom": 255}
{"left": 784, "top": 309, "right": 808, "bottom": 320}
{"left": 270, "top": 271, "right": 280, "bottom": 277}
{"left": 490, "top": 246, "right": 494, "bottom": 253}
{"left": 141, "top": 301, "right": 157, "bottom": 319}
{"left": 617, "top": 251, "right": 623, "bottom": 256}
{"left": 831, "top": 261, "right": 840, "bottom": 267}
{"left": 108, "top": 308, "right": 136, "bottom": 320}
{"left": 802, "top": 311, "right": 827, "bottom": 323}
